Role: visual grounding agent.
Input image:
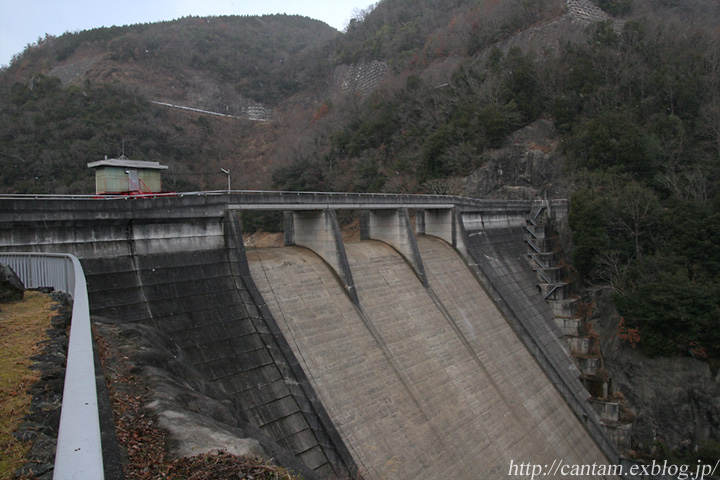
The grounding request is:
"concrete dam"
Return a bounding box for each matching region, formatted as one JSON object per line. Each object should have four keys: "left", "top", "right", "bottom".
{"left": 0, "top": 192, "right": 619, "bottom": 479}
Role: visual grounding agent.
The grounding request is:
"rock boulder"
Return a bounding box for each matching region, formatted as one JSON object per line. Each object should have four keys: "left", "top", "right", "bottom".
{"left": 0, "top": 264, "right": 24, "bottom": 303}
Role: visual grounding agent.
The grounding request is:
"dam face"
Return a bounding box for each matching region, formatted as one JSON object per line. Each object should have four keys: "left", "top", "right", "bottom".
{"left": 248, "top": 237, "right": 609, "bottom": 479}
{"left": 0, "top": 194, "right": 617, "bottom": 479}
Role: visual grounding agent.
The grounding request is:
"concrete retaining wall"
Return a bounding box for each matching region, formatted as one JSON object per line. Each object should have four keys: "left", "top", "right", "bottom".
{"left": 335, "top": 60, "right": 388, "bottom": 95}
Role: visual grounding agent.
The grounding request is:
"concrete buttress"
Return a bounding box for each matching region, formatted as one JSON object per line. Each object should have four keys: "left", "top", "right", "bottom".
{"left": 283, "top": 209, "right": 359, "bottom": 305}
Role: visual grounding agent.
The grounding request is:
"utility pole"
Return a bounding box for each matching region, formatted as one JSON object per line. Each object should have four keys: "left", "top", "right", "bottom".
{"left": 220, "top": 168, "right": 230, "bottom": 193}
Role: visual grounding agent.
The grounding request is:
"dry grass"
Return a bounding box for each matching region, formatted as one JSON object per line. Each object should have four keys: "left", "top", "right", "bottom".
{"left": 0, "top": 291, "right": 55, "bottom": 478}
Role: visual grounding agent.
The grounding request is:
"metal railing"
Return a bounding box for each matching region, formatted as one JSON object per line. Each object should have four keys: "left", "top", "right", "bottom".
{"left": 0, "top": 253, "right": 104, "bottom": 480}
{"left": 0, "top": 189, "right": 532, "bottom": 208}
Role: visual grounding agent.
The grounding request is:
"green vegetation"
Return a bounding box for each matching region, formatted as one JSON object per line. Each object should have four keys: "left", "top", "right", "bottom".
{"left": 105, "top": 15, "right": 336, "bottom": 104}
{"left": 240, "top": 210, "right": 284, "bottom": 233}
{"left": 309, "top": 0, "right": 720, "bottom": 359}
{"left": 7, "top": 15, "right": 337, "bottom": 105}
{"left": 279, "top": 43, "right": 545, "bottom": 194}
{"left": 651, "top": 438, "right": 720, "bottom": 470}
{"left": 0, "top": 0, "right": 718, "bottom": 361}
{"left": 560, "top": 16, "right": 720, "bottom": 359}
{"left": 1, "top": 13, "right": 338, "bottom": 194}
{"left": 335, "top": 0, "right": 564, "bottom": 66}
{"left": 0, "top": 75, "right": 209, "bottom": 193}
{"left": 597, "top": 0, "right": 634, "bottom": 16}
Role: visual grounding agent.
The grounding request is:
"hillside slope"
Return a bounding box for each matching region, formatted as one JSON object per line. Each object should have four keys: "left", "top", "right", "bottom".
{"left": 1, "top": 0, "right": 720, "bottom": 462}
{"left": 0, "top": 14, "right": 338, "bottom": 193}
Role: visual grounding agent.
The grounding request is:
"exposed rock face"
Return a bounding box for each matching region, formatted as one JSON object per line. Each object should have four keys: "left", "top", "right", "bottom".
{"left": 593, "top": 290, "right": 720, "bottom": 454}
{"left": 48, "top": 55, "right": 103, "bottom": 85}
{"left": 94, "top": 319, "right": 320, "bottom": 480}
{"left": 0, "top": 263, "right": 25, "bottom": 302}
{"left": 465, "top": 119, "right": 571, "bottom": 200}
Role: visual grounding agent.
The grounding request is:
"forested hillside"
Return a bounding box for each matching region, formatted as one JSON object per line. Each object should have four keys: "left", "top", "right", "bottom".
{"left": 277, "top": 0, "right": 720, "bottom": 365}
{"left": 0, "top": 14, "right": 338, "bottom": 193}
{"left": 1, "top": 0, "right": 720, "bottom": 459}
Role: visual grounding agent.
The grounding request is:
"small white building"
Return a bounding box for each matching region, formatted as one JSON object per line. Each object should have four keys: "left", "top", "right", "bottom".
{"left": 87, "top": 156, "right": 168, "bottom": 195}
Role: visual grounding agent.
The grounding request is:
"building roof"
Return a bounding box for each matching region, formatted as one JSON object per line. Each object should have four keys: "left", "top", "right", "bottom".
{"left": 87, "top": 157, "right": 168, "bottom": 170}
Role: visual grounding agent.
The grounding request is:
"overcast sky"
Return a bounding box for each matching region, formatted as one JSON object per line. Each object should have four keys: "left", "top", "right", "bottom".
{"left": 0, "top": 0, "right": 374, "bottom": 68}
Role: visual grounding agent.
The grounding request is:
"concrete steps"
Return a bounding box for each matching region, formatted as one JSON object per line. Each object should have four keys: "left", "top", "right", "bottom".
{"left": 525, "top": 204, "right": 632, "bottom": 453}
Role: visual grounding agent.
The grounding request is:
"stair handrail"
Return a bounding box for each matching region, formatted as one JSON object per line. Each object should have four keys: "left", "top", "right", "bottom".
{"left": 529, "top": 252, "right": 550, "bottom": 270}
{"left": 544, "top": 284, "right": 562, "bottom": 300}
{"left": 535, "top": 266, "right": 554, "bottom": 285}
{"left": 524, "top": 224, "right": 540, "bottom": 239}
{"left": 525, "top": 237, "right": 543, "bottom": 255}
{"left": 530, "top": 203, "right": 547, "bottom": 222}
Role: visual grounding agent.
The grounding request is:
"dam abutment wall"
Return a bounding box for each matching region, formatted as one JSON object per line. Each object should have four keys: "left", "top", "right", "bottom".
{"left": 225, "top": 209, "right": 361, "bottom": 477}
{"left": 0, "top": 193, "right": 619, "bottom": 478}
{"left": 0, "top": 196, "right": 357, "bottom": 478}
{"left": 461, "top": 205, "right": 620, "bottom": 465}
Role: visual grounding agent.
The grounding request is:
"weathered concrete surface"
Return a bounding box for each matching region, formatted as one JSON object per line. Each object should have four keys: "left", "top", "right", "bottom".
{"left": 81, "top": 246, "right": 349, "bottom": 477}
{"left": 418, "top": 236, "right": 608, "bottom": 459}
{"left": 0, "top": 199, "right": 353, "bottom": 478}
{"left": 417, "top": 208, "right": 468, "bottom": 260}
{"left": 0, "top": 195, "right": 618, "bottom": 478}
{"left": 93, "top": 319, "right": 319, "bottom": 480}
{"left": 360, "top": 208, "right": 428, "bottom": 286}
{"left": 464, "top": 220, "right": 619, "bottom": 461}
{"left": 248, "top": 238, "right": 614, "bottom": 479}
{"left": 284, "top": 209, "right": 359, "bottom": 305}
{"left": 462, "top": 220, "right": 619, "bottom": 464}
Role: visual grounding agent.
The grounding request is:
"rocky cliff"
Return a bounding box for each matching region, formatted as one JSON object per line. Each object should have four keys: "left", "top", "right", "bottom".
{"left": 595, "top": 290, "right": 720, "bottom": 458}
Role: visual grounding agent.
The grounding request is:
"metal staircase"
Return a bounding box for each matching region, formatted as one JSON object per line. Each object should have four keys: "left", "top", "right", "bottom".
{"left": 525, "top": 200, "right": 632, "bottom": 452}
{"left": 524, "top": 204, "right": 568, "bottom": 300}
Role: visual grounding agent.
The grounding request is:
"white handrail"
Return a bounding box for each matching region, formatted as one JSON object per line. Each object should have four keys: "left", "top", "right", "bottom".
{"left": 0, "top": 253, "right": 104, "bottom": 480}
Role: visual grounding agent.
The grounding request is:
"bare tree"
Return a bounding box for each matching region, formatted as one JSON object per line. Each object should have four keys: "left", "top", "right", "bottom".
{"left": 422, "top": 176, "right": 466, "bottom": 195}
{"left": 594, "top": 249, "right": 634, "bottom": 296}
{"left": 611, "top": 181, "right": 661, "bottom": 261}
{"left": 698, "top": 38, "right": 720, "bottom": 157}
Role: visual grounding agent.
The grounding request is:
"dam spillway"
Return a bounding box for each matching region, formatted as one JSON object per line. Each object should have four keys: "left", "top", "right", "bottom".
{"left": 248, "top": 236, "right": 610, "bottom": 479}
{"left": 0, "top": 193, "right": 618, "bottom": 479}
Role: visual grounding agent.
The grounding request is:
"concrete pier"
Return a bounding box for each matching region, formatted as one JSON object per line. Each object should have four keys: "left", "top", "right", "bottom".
{"left": 284, "top": 209, "right": 359, "bottom": 304}
{"left": 360, "top": 208, "right": 428, "bottom": 286}
{"left": 416, "top": 208, "right": 468, "bottom": 260}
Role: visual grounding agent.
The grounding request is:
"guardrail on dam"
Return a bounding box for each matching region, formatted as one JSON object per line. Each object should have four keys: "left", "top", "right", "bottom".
{"left": 0, "top": 191, "right": 619, "bottom": 479}
{"left": 0, "top": 252, "right": 104, "bottom": 480}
